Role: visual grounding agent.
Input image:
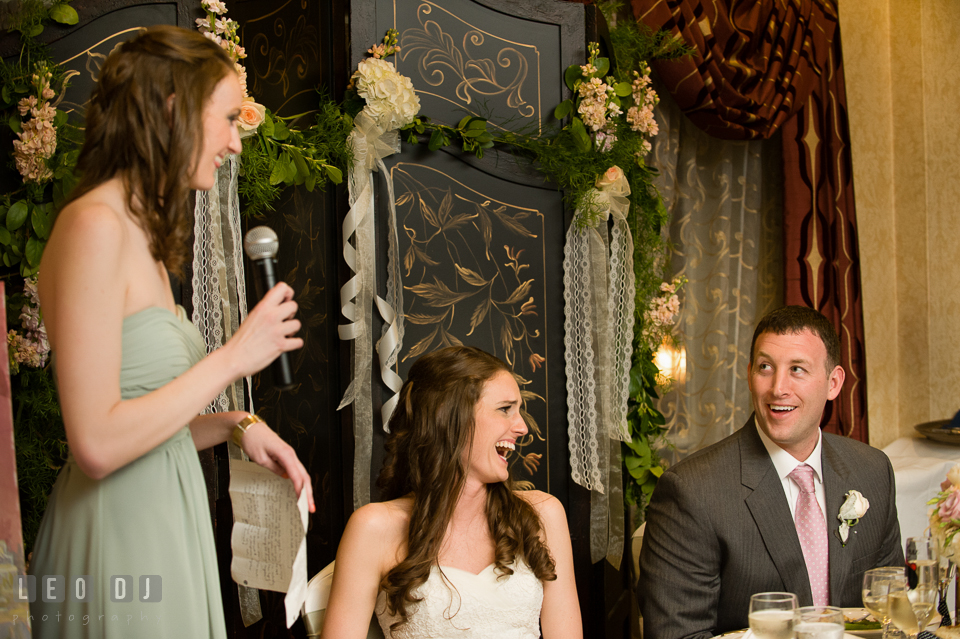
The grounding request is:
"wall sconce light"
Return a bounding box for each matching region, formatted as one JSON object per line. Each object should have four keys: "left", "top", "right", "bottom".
{"left": 654, "top": 338, "right": 686, "bottom": 387}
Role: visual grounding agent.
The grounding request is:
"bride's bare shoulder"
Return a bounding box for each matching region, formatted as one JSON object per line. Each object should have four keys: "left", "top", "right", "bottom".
{"left": 515, "top": 489, "right": 561, "bottom": 512}
{"left": 343, "top": 497, "right": 411, "bottom": 570}
{"left": 349, "top": 496, "right": 412, "bottom": 536}
{"left": 514, "top": 489, "right": 568, "bottom": 535}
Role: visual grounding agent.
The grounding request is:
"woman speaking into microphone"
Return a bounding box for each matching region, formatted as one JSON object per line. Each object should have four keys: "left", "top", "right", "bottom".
{"left": 29, "top": 25, "right": 313, "bottom": 638}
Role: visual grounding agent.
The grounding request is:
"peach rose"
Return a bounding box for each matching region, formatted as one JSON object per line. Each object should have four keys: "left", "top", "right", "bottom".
{"left": 596, "top": 165, "right": 624, "bottom": 189}
{"left": 237, "top": 98, "right": 265, "bottom": 132}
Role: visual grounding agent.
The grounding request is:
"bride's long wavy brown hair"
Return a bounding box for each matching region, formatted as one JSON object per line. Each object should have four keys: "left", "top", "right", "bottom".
{"left": 64, "top": 25, "right": 235, "bottom": 276}
{"left": 377, "top": 346, "right": 557, "bottom": 631}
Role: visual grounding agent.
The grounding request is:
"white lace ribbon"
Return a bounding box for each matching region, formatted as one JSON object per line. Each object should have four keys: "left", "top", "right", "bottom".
{"left": 338, "top": 111, "right": 405, "bottom": 510}
{"left": 190, "top": 155, "right": 262, "bottom": 625}
{"left": 192, "top": 155, "right": 251, "bottom": 415}
{"left": 562, "top": 172, "right": 634, "bottom": 568}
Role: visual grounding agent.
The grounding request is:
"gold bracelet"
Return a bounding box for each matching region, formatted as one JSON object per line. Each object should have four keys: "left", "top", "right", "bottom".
{"left": 232, "top": 413, "right": 264, "bottom": 448}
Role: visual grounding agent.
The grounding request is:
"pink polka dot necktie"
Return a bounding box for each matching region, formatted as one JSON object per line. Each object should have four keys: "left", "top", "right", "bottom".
{"left": 788, "top": 463, "right": 830, "bottom": 606}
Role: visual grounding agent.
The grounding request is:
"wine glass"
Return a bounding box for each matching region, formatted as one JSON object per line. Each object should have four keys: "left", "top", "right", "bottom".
{"left": 894, "top": 536, "right": 940, "bottom": 636}
{"left": 749, "top": 592, "right": 798, "bottom": 639}
{"left": 862, "top": 567, "right": 908, "bottom": 639}
{"left": 794, "top": 606, "right": 845, "bottom": 639}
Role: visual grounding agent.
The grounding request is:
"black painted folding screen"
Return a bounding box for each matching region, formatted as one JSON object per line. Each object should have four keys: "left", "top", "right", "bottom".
{"left": 350, "top": 0, "right": 585, "bottom": 509}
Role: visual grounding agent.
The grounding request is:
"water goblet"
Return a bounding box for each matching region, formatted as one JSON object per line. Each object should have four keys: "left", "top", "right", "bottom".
{"left": 749, "top": 592, "right": 798, "bottom": 639}
{"left": 794, "top": 605, "right": 845, "bottom": 639}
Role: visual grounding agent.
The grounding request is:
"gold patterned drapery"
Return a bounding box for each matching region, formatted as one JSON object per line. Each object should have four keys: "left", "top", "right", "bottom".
{"left": 633, "top": 0, "right": 868, "bottom": 442}
{"left": 649, "top": 86, "right": 784, "bottom": 461}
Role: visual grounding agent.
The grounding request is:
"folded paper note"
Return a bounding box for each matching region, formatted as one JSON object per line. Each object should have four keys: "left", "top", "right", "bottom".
{"left": 228, "top": 459, "right": 308, "bottom": 628}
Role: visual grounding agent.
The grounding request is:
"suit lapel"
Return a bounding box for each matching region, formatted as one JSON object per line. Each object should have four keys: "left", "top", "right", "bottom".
{"left": 823, "top": 435, "right": 854, "bottom": 598}
{"left": 740, "top": 418, "right": 814, "bottom": 604}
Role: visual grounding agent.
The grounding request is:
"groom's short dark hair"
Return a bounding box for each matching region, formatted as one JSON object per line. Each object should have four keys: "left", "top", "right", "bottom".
{"left": 749, "top": 305, "right": 841, "bottom": 371}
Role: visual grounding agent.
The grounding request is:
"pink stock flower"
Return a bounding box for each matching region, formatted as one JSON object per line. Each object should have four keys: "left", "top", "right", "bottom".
{"left": 18, "top": 96, "right": 37, "bottom": 116}
{"left": 202, "top": 0, "right": 228, "bottom": 14}
{"left": 594, "top": 130, "right": 616, "bottom": 153}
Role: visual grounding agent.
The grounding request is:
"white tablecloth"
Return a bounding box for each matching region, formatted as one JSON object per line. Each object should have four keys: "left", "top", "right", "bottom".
{"left": 883, "top": 436, "right": 960, "bottom": 543}
{"left": 883, "top": 436, "right": 960, "bottom": 618}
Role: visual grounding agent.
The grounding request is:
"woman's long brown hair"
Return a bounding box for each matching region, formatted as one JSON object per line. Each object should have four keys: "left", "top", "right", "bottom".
{"left": 377, "top": 346, "right": 557, "bottom": 632}
{"left": 63, "top": 25, "right": 235, "bottom": 275}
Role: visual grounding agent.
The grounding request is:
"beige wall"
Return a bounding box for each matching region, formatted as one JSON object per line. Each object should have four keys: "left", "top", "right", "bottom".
{"left": 841, "top": 0, "right": 960, "bottom": 448}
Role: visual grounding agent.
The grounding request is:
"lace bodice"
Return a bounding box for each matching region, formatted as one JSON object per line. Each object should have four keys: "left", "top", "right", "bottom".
{"left": 375, "top": 561, "right": 543, "bottom": 638}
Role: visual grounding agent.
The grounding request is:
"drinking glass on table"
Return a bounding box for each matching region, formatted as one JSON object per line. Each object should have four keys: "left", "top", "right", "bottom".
{"left": 907, "top": 536, "right": 939, "bottom": 590}
{"left": 749, "top": 592, "right": 798, "bottom": 639}
{"left": 862, "top": 567, "right": 907, "bottom": 639}
{"left": 890, "top": 537, "right": 940, "bottom": 638}
{"left": 794, "top": 606, "right": 845, "bottom": 639}
{"left": 906, "top": 535, "right": 940, "bottom": 627}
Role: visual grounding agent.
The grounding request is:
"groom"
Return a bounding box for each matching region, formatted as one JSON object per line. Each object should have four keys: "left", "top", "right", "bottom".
{"left": 637, "top": 306, "right": 903, "bottom": 639}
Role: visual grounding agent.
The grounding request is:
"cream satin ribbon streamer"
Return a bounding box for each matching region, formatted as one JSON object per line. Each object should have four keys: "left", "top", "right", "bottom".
{"left": 338, "top": 111, "right": 405, "bottom": 510}
{"left": 562, "top": 173, "right": 635, "bottom": 569}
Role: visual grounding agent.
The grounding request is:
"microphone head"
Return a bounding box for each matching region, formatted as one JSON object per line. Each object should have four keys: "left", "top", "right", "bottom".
{"left": 244, "top": 226, "right": 279, "bottom": 260}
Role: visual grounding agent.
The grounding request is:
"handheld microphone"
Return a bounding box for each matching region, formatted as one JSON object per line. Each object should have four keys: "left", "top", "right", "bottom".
{"left": 243, "top": 226, "right": 294, "bottom": 391}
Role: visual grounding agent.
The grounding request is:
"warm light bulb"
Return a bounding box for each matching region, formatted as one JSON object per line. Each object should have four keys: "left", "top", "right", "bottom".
{"left": 654, "top": 339, "right": 686, "bottom": 386}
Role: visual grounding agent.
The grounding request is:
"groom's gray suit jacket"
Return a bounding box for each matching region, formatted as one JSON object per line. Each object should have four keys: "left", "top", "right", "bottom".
{"left": 637, "top": 417, "right": 903, "bottom": 639}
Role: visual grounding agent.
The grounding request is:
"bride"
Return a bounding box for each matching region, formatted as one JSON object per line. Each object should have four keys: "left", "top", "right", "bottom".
{"left": 321, "top": 346, "right": 581, "bottom": 638}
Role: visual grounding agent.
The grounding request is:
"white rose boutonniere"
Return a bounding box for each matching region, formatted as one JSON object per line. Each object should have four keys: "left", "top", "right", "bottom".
{"left": 838, "top": 489, "right": 870, "bottom": 545}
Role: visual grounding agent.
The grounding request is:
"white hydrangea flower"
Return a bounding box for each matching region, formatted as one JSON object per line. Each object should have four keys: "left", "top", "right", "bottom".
{"left": 352, "top": 58, "right": 420, "bottom": 131}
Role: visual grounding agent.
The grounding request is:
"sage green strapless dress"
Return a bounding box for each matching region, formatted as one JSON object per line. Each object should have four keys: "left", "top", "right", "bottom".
{"left": 29, "top": 306, "right": 227, "bottom": 639}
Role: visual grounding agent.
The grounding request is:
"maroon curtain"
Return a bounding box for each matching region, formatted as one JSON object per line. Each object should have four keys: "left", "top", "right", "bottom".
{"left": 632, "top": 0, "right": 867, "bottom": 441}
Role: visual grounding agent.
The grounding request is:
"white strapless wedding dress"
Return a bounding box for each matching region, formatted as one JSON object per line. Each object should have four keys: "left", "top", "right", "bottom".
{"left": 375, "top": 561, "right": 543, "bottom": 638}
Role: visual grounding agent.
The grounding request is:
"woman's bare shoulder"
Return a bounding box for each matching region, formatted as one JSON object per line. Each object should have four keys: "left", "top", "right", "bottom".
{"left": 515, "top": 489, "right": 561, "bottom": 512}
{"left": 43, "top": 181, "right": 129, "bottom": 259}
{"left": 39, "top": 181, "right": 133, "bottom": 316}
{"left": 514, "top": 489, "right": 568, "bottom": 533}
{"left": 341, "top": 497, "right": 411, "bottom": 574}
{"left": 348, "top": 497, "right": 412, "bottom": 537}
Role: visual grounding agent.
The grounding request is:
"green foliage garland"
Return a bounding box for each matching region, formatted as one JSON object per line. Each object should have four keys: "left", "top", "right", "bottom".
{"left": 238, "top": 100, "right": 351, "bottom": 216}
{"left": 1, "top": 1, "right": 77, "bottom": 555}
{"left": 11, "top": 366, "right": 66, "bottom": 555}
{"left": 0, "top": 5, "right": 81, "bottom": 276}
{"left": 623, "top": 340, "right": 670, "bottom": 521}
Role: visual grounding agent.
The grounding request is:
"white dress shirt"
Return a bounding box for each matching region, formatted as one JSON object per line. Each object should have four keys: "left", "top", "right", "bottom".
{"left": 756, "top": 422, "right": 827, "bottom": 520}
